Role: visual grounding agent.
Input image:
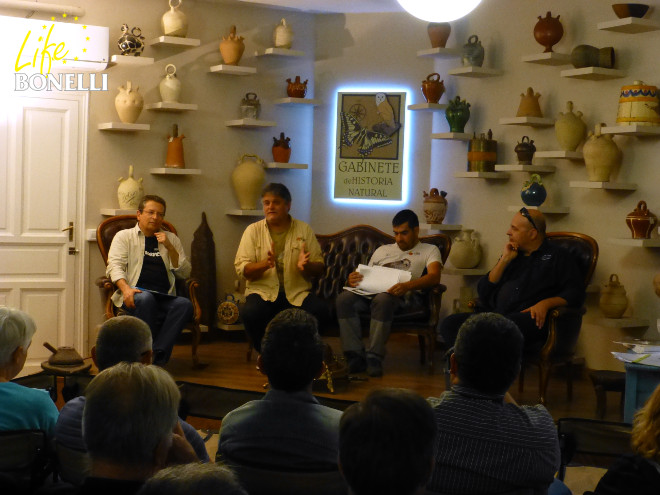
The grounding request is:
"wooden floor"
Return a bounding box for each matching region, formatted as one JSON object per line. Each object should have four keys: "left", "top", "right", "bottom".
{"left": 165, "top": 330, "right": 624, "bottom": 423}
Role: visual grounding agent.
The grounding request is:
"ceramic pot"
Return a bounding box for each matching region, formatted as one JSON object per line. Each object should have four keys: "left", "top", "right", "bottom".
{"left": 534, "top": 12, "right": 563, "bottom": 53}
{"left": 612, "top": 3, "right": 650, "bottom": 18}
{"left": 626, "top": 200, "right": 657, "bottom": 239}
{"left": 117, "top": 165, "right": 144, "bottom": 209}
{"left": 521, "top": 174, "right": 547, "bottom": 207}
{"left": 273, "top": 18, "right": 293, "bottom": 49}
{"left": 555, "top": 101, "right": 587, "bottom": 151}
{"left": 467, "top": 129, "right": 497, "bottom": 172}
{"left": 571, "top": 45, "right": 615, "bottom": 69}
{"left": 445, "top": 96, "right": 471, "bottom": 133}
{"left": 240, "top": 92, "right": 260, "bottom": 119}
{"left": 231, "top": 154, "right": 265, "bottom": 209}
{"left": 117, "top": 24, "right": 145, "bottom": 56}
{"left": 427, "top": 22, "right": 451, "bottom": 48}
{"left": 422, "top": 189, "right": 448, "bottom": 224}
{"left": 286, "top": 76, "right": 308, "bottom": 98}
{"left": 448, "top": 229, "right": 482, "bottom": 269}
{"left": 159, "top": 64, "right": 181, "bottom": 103}
{"left": 219, "top": 25, "right": 245, "bottom": 65}
{"left": 583, "top": 123, "right": 620, "bottom": 181}
{"left": 515, "top": 136, "right": 536, "bottom": 165}
{"left": 599, "top": 274, "right": 629, "bottom": 318}
{"left": 462, "top": 35, "right": 484, "bottom": 67}
{"left": 517, "top": 87, "right": 543, "bottom": 118}
{"left": 165, "top": 124, "right": 185, "bottom": 168}
{"left": 115, "top": 81, "right": 143, "bottom": 123}
{"left": 421, "top": 73, "right": 445, "bottom": 104}
{"left": 161, "top": 0, "right": 188, "bottom": 37}
{"left": 272, "top": 132, "right": 291, "bottom": 163}
{"left": 616, "top": 80, "right": 660, "bottom": 126}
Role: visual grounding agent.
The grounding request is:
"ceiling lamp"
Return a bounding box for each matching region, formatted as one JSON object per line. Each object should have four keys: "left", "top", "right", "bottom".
{"left": 395, "top": 0, "right": 482, "bottom": 23}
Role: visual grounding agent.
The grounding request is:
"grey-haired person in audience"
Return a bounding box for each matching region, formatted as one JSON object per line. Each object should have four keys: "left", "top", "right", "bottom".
{"left": 137, "top": 463, "right": 247, "bottom": 495}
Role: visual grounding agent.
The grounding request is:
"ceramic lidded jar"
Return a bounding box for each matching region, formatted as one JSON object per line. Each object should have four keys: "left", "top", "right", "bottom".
{"left": 555, "top": 101, "right": 586, "bottom": 151}
{"left": 448, "top": 230, "right": 482, "bottom": 269}
{"left": 582, "top": 123, "right": 620, "bottom": 182}
{"left": 115, "top": 81, "right": 144, "bottom": 123}
{"left": 462, "top": 35, "right": 484, "bottom": 67}
{"left": 273, "top": 18, "right": 293, "bottom": 49}
{"left": 421, "top": 73, "right": 445, "bottom": 104}
{"left": 422, "top": 189, "right": 448, "bottom": 224}
{"left": 286, "top": 76, "right": 308, "bottom": 98}
{"left": 626, "top": 200, "right": 657, "bottom": 239}
{"left": 240, "top": 92, "right": 260, "bottom": 119}
{"left": 161, "top": 0, "right": 188, "bottom": 37}
{"left": 445, "top": 96, "right": 470, "bottom": 133}
{"left": 427, "top": 22, "right": 451, "bottom": 48}
{"left": 231, "top": 154, "right": 265, "bottom": 209}
{"left": 219, "top": 25, "right": 245, "bottom": 65}
{"left": 272, "top": 132, "right": 291, "bottom": 163}
{"left": 533, "top": 12, "right": 563, "bottom": 53}
{"left": 515, "top": 136, "right": 536, "bottom": 165}
{"left": 599, "top": 274, "right": 629, "bottom": 318}
{"left": 159, "top": 64, "right": 181, "bottom": 103}
{"left": 521, "top": 174, "right": 547, "bottom": 207}
{"left": 117, "top": 24, "right": 145, "bottom": 56}
{"left": 616, "top": 80, "right": 660, "bottom": 126}
{"left": 517, "top": 87, "right": 543, "bottom": 117}
{"left": 117, "top": 165, "right": 144, "bottom": 209}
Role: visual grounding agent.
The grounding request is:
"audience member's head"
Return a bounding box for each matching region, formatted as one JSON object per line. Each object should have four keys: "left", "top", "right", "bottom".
{"left": 93, "top": 315, "right": 153, "bottom": 371}
{"left": 392, "top": 209, "right": 419, "bottom": 229}
{"left": 453, "top": 312, "right": 523, "bottom": 395}
{"left": 339, "top": 388, "right": 436, "bottom": 495}
{"left": 137, "top": 463, "right": 247, "bottom": 495}
{"left": 83, "top": 362, "right": 180, "bottom": 477}
{"left": 139, "top": 194, "right": 167, "bottom": 216}
{"left": 258, "top": 308, "right": 324, "bottom": 392}
{"left": 0, "top": 306, "right": 36, "bottom": 378}
{"left": 632, "top": 382, "right": 660, "bottom": 462}
{"left": 261, "top": 182, "right": 291, "bottom": 204}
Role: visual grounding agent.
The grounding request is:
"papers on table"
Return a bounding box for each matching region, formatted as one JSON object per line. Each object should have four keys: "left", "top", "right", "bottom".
{"left": 612, "top": 340, "right": 660, "bottom": 367}
{"left": 343, "top": 264, "right": 412, "bottom": 297}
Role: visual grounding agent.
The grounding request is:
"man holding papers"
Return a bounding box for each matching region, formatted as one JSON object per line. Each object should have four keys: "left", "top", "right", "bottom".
{"left": 337, "top": 210, "right": 443, "bottom": 377}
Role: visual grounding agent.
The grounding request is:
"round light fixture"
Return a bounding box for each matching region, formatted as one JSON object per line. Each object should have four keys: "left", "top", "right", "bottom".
{"left": 396, "top": 0, "right": 483, "bottom": 23}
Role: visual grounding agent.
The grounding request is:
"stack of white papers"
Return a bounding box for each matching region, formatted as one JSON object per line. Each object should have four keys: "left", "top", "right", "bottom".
{"left": 343, "top": 264, "right": 412, "bottom": 297}
{"left": 612, "top": 340, "right": 660, "bottom": 367}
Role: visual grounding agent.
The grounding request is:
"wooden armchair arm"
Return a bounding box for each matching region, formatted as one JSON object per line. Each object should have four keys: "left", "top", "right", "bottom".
{"left": 541, "top": 305, "right": 587, "bottom": 359}
{"left": 95, "top": 276, "right": 116, "bottom": 320}
{"left": 428, "top": 283, "right": 448, "bottom": 327}
{"left": 184, "top": 277, "right": 202, "bottom": 325}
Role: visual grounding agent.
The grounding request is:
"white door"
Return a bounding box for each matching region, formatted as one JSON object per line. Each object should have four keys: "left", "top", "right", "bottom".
{"left": 0, "top": 93, "right": 87, "bottom": 375}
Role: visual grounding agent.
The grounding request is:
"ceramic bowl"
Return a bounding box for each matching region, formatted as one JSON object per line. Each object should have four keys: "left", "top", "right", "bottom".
{"left": 612, "top": 3, "right": 650, "bottom": 18}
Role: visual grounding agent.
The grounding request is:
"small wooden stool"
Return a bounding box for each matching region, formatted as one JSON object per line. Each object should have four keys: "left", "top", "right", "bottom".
{"left": 589, "top": 370, "right": 625, "bottom": 419}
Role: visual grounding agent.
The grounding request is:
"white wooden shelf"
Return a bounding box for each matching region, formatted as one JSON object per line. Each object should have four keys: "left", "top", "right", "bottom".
{"left": 417, "top": 47, "right": 461, "bottom": 58}
{"left": 448, "top": 66, "right": 502, "bottom": 78}
{"left": 98, "top": 122, "right": 150, "bottom": 132}
{"left": 150, "top": 168, "right": 202, "bottom": 175}
{"left": 608, "top": 238, "right": 660, "bottom": 247}
{"left": 507, "top": 205, "right": 570, "bottom": 214}
{"left": 569, "top": 181, "right": 637, "bottom": 191}
{"left": 499, "top": 117, "right": 554, "bottom": 127}
{"left": 560, "top": 67, "right": 626, "bottom": 80}
{"left": 100, "top": 208, "right": 136, "bottom": 216}
{"left": 601, "top": 124, "right": 660, "bottom": 136}
{"left": 521, "top": 52, "right": 571, "bottom": 66}
{"left": 273, "top": 97, "right": 321, "bottom": 106}
{"left": 598, "top": 17, "right": 660, "bottom": 33}
{"left": 535, "top": 150, "right": 583, "bottom": 160}
{"left": 144, "top": 102, "right": 198, "bottom": 112}
{"left": 265, "top": 162, "right": 308, "bottom": 169}
{"left": 146, "top": 36, "right": 201, "bottom": 47}
{"left": 255, "top": 47, "right": 305, "bottom": 57}
{"left": 420, "top": 223, "right": 462, "bottom": 232}
{"left": 107, "top": 55, "right": 154, "bottom": 67}
{"left": 431, "top": 132, "right": 471, "bottom": 141}
{"left": 454, "top": 171, "right": 510, "bottom": 179}
{"left": 408, "top": 103, "right": 447, "bottom": 111}
{"left": 209, "top": 64, "right": 256, "bottom": 75}
{"left": 226, "top": 209, "right": 263, "bottom": 216}
{"left": 495, "top": 164, "right": 556, "bottom": 173}
{"left": 595, "top": 317, "right": 650, "bottom": 328}
{"left": 225, "top": 118, "right": 277, "bottom": 128}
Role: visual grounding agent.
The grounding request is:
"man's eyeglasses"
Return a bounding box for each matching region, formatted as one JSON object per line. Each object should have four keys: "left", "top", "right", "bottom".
{"left": 519, "top": 207, "right": 537, "bottom": 231}
{"left": 140, "top": 209, "right": 165, "bottom": 219}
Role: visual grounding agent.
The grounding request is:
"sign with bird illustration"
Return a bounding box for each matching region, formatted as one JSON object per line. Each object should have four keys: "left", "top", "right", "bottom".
{"left": 335, "top": 91, "right": 405, "bottom": 201}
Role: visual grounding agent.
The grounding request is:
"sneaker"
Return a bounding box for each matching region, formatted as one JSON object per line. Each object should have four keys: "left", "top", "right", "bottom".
{"left": 344, "top": 351, "right": 367, "bottom": 373}
{"left": 366, "top": 357, "right": 383, "bottom": 377}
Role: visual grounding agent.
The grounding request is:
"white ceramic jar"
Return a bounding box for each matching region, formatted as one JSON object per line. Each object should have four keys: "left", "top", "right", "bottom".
{"left": 159, "top": 64, "right": 182, "bottom": 103}
{"left": 161, "top": 0, "right": 188, "bottom": 37}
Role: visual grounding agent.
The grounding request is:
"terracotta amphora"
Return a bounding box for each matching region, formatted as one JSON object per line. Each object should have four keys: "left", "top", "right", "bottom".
{"left": 219, "top": 25, "right": 245, "bottom": 65}
{"left": 272, "top": 132, "right": 291, "bottom": 163}
{"left": 427, "top": 22, "right": 451, "bottom": 48}
{"left": 534, "top": 12, "right": 563, "bottom": 53}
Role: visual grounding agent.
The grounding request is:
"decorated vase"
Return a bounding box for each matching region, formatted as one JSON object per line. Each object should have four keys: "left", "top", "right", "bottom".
{"left": 616, "top": 80, "right": 660, "bottom": 126}
{"left": 286, "top": 76, "right": 308, "bottom": 98}
{"left": 231, "top": 154, "right": 265, "bottom": 209}
{"left": 115, "top": 81, "right": 143, "bottom": 123}
{"left": 117, "top": 24, "right": 145, "bottom": 56}
{"left": 446, "top": 96, "right": 470, "bottom": 133}
{"left": 467, "top": 129, "right": 496, "bottom": 172}
{"left": 555, "top": 101, "right": 586, "bottom": 151}
{"left": 626, "top": 200, "right": 657, "bottom": 239}
{"left": 117, "top": 165, "right": 144, "bottom": 209}
{"left": 272, "top": 132, "right": 291, "bottom": 163}
{"left": 521, "top": 174, "right": 546, "bottom": 207}
{"left": 422, "top": 189, "right": 448, "bottom": 224}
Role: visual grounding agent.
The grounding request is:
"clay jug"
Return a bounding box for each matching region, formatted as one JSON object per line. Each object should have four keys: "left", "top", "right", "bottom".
{"left": 273, "top": 18, "right": 293, "bottom": 49}
{"left": 445, "top": 96, "right": 471, "bottom": 133}
{"left": 448, "top": 230, "right": 482, "bottom": 269}
{"left": 467, "top": 129, "right": 497, "bottom": 172}
{"left": 219, "top": 25, "right": 245, "bottom": 65}
{"left": 240, "top": 92, "right": 260, "bottom": 119}
{"left": 462, "top": 35, "right": 484, "bottom": 67}
{"left": 161, "top": 0, "right": 188, "bottom": 37}
{"left": 555, "top": 101, "right": 587, "bottom": 151}
{"left": 117, "top": 24, "right": 145, "bottom": 56}
{"left": 534, "top": 12, "right": 563, "bottom": 53}
{"left": 599, "top": 274, "right": 629, "bottom": 318}
{"left": 231, "top": 154, "right": 265, "bottom": 209}
{"left": 114, "top": 81, "right": 143, "bottom": 123}
{"left": 583, "top": 123, "right": 620, "bottom": 181}
{"left": 571, "top": 45, "right": 615, "bottom": 69}
{"left": 117, "top": 165, "right": 144, "bottom": 209}
{"left": 165, "top": 124, "right": 185, "bottom": 168}
{"left": 521, "top": 174, "right": 547, "bottom": 207}
{"left": 515, "top": 136, "right": 536, "bottom": 165}
{"left": 159, "top": 64, "right": 182, "bottom": 103}
{"left": 286, "top": 76, "right": 308, "bottom": 98}
{"left": 617, "top": 80, "right": 660, "bottom": 126}
{"left": 516, "top": 87, "right": 543, "bottom": 118}
{"left": 421, "top": 73, "right": 445, "bottom": 104}
{"left": 427, "top": 22, "right": 451, "bottom": 48}
{"left": 422, "top": 189, "right": 448, "bottom": 224}
{"left": 272, "top": 132, "right": 291, "bottom": 163}
{"left": 626, "top": 200, "right": 657, "bottom": 239}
